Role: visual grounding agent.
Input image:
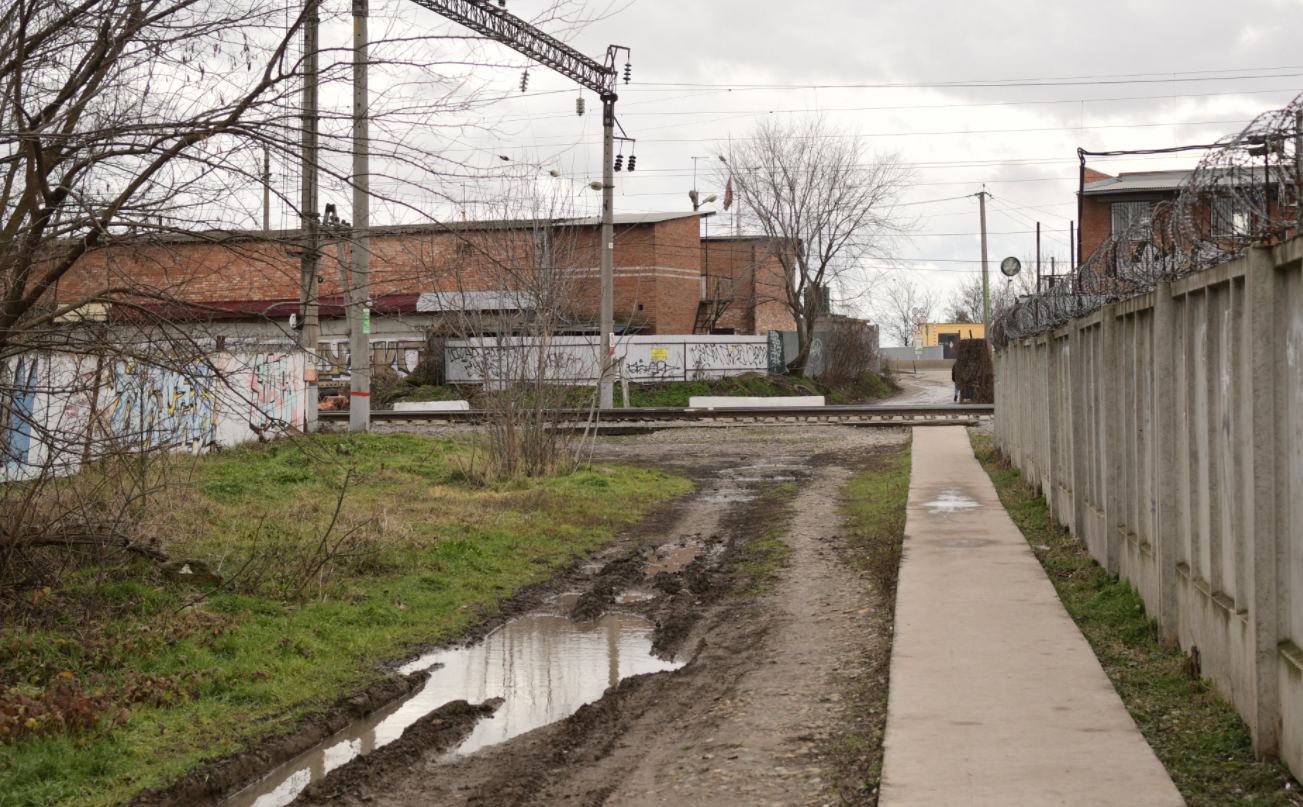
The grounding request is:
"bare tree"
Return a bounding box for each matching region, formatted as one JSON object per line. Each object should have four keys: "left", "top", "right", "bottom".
{"left": 881, "top": 276, "right": 938, "bottom": 347}
{"left": 715, "top": 115, "right": 912, "bottom": 375}
{"left": 0, "top": 0, "right": 608, "bottom": 586}
{"left": 944, "top": 258, "right": 1047, "bottom": 326}
{"left": 943, "top": 276, "right": 983, "bottom": 324}
{"left": 409, "top": 172, "right": 600, "bottom": 478}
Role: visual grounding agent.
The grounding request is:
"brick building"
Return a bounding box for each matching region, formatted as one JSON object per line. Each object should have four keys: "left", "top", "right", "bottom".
{"left": 58, "top": 211, "right": 795, "bottom": 339}
{"left": 1080, "top": 165, "right": 1281, "bottom": 266}
{"left": 1079, "top": 167, "right": 1191, "bottom": 262}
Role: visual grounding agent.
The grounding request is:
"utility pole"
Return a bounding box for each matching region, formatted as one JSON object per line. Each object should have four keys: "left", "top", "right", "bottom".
{"left": 978, "top": 188, "right": 990, "bottom": 335}
{"left": 1036, "top": 221, "right": 1041, "bottom": 294}
{"left": 599, "top": 95, "right": 615, "bottom": 408}
{"left": 405, "top": 0, "right": 627, "bottom": 408}
{"left": 300, "top": 0, "right": 320, "bottom": 433}
{"left": 1295, "top": 110, "right": 1302, "bottom": 204}
{"left": 349, "top": 0, "right": 371, "bottom": 432}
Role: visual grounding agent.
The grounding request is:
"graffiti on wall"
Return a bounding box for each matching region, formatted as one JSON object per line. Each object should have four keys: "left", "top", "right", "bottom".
{"left": 106, "top": 360, "right": 218, "bottom": 451}
{"left": 768, "top": 331, "right": 785, "bottom": 375}
{"left": 246, "top": 353, "right": 302, "bottom": 433}
{"left": 625, "top": 358, "right": 681, "bottom": 381}
{"left": 445, "top": 337, "right": 771, "bottom": 385}
{"left": 687, "top": 342, "right": 767, "bottom": 370}
{"left": 1, "top": 357, "right": 40, "bottom": 470}
{"left": 317, "top": 340, "right": 423, "bottom": 382}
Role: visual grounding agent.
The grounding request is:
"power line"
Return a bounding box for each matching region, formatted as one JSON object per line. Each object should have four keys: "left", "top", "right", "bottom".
{"left": 628, "top": 66, "right": 1303, "bottom": 92}
{"left": 485, "top": 85, "right": 1302, "bottom": 125}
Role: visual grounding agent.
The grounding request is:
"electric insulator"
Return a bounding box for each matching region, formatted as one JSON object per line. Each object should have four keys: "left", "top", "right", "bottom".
{"left": 614, "top": 155, "right": 624, "bottom": 172}
{"left": 623, "top": 62, "right": 632, "bottom": 84}
{"left": 626, "top": 155, "right": 636, "bottom": 172}
{"left": 576, "top": 96, "right": 585, "bottom": 116}
{"left": 520, "top": 70, "right": 528, "bottom": 92}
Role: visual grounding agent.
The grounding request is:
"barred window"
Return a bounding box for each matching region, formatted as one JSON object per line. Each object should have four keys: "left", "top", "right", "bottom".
{"left": 1110, "top": 201, "right": 1151, "bottom": 241}
{"left": 1211, "top": 196, "right": 1250, "bottom": 239}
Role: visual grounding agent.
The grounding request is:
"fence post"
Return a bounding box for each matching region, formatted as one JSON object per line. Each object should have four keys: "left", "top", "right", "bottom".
{"left": 1246, "top": 246, "right": 1281, "bottom": 758}
{"left": 1152, "top": 281, "right": 1180, "bottom": 644}
{"left": 1070, "top": 319, "right": 1089, "bottom": 539}
{"left": 1102, "top": 303, "right": 1122, "bottom": 575}
{"left": 1045, "top": 332, "right": 1063, "bottom": 523}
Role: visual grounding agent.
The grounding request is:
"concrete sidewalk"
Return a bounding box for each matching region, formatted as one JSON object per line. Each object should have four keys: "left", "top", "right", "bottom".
{"left": 880, "top": 427, "right": 1184, "bottom": 806}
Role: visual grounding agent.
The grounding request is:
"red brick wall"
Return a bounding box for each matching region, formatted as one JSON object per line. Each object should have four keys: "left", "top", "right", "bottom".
{"left": 698, "top": 236, "right": 795, "bottom": 335}
{"left": 57, "top": 216, "right": 817, "bottom": 337}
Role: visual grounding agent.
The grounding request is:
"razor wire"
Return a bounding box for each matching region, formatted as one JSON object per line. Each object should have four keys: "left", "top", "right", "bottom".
{"left": 993, "top": 92, "right": 1303, "bottom": 346}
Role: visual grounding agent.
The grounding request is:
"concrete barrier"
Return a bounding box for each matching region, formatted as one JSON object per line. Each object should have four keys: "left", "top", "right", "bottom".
{"left": 995, "top": 237, "right": 1303, "bottom": 779}
{"left": 688, "top": 396, "right": 824, "bottom": 409}
{"left": 393, "top": 400, "right": 471, "bottom": 412}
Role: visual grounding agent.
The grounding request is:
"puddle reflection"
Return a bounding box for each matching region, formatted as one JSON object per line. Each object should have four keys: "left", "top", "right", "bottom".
{"left": 224, "top": 614, "right": 678, "bottom": 807}
{"left": 644, "top": 544, "right": 701, "bottom": 576}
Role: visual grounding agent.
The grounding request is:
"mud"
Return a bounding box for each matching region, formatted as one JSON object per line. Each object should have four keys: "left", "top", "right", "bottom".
{"left": 162, "top": 423, "right": 909, "bottom": 807}
{"left": 129, "top": 673, "right": 428, "bottom": 807}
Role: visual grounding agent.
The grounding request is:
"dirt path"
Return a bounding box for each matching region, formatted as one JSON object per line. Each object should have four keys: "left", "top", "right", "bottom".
{"left": 275, "top": 425, "right": 906, "bottom": 807}
{"left": 890, "top": 370, "right": 955, "bottom": 406}
{"left": 604, "top": 464, "right": 886, "bottom": 807}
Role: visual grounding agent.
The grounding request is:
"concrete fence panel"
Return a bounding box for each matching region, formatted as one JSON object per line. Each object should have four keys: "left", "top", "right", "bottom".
{"left": 995, "top": 238, "right": 1303, "bottom": 779}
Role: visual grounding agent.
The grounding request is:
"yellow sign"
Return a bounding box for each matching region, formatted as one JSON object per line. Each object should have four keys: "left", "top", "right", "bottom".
{"left": 650, "top": 348, "right": 668, "bottom": 361}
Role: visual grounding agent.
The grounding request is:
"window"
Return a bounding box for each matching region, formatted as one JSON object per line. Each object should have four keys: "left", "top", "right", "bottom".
{"left": 1110, "top": 201, "right": 1151, "bottom": 241}
{"left": 1211, "top": 196, "right": 1250, "bottom": 240}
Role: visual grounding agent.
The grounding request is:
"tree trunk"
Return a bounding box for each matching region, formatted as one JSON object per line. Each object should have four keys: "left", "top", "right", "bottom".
{"left": 787, "top": 315, "right": 812, "bottom": 376}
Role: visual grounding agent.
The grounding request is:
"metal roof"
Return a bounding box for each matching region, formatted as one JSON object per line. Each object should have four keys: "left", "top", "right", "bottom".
{"left": 416, "top": 291, "right": 529, "bottom": 313}
{"left": 1083, "top": 172, "right": 1194, "bottom": 196}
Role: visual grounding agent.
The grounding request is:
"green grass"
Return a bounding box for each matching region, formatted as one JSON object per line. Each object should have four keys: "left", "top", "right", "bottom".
{"left": 733, "top": 483, "right": 799, "bottom": 597}
{"left": 0, "top": 434, "right": 690, "bottom": 807}
{"left": 839, "top": 443, "right": 913, "bottom": 601}
{"left": 823, "top": 441, "right": 912, "bottom": 806}
{"left": 969, "top": 432, "right": 1301, "bottom": 807}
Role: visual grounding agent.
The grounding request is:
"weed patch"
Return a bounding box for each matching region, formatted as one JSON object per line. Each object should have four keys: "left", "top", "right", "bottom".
{"left": 823, "top": 441, "right": 912, "bottom": 806}
{"left": 969, "top": 432, "right": 1301, "bottom": 807}
{"left": 733, "top": 484, "right": 799, "bottom": 598}
{"left": 0, "top": 433, "right": 689, "bottom": 807}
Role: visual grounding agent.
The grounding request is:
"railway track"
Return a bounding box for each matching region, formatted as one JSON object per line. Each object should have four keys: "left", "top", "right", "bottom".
{"left": 318, "top": 403, "right": 993, "bottom": 430}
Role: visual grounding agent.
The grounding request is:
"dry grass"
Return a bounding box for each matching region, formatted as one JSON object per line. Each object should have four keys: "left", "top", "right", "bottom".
{"left": 0, "top": 432, "right": 690, "bottom": 807}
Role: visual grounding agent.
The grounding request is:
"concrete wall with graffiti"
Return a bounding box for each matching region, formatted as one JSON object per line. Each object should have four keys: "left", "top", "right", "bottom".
{"left": 316, "top": 338, "right": 425, "bottom": 383}
{"left": 443, "top": 336, "right": 772, "bottom": 385}
{"left": 2, "top": 349, "right": 306, "bottom": 482}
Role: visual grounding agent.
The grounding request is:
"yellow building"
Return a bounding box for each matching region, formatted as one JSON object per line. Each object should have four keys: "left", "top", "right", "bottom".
{"left": 912, "top": 322, "right": 986, "bottom": 358}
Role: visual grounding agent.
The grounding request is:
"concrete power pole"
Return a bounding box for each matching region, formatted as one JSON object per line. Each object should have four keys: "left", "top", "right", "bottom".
{"left": 300, "top": 0, "right": 320, "bottom": 432}
{"left": 406, "top": 0, "right": 626, "bottom": 408}
{"left": 978, "top": 188, "right": 990, "bottom": 336}
{"left": 349, "top": 0, "right": 371, "bottom": 433}
{"left": 598, "top": 97, "right": 616, "bottom": 408}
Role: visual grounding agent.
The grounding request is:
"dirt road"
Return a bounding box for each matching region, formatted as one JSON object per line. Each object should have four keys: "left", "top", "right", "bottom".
{"left": 890, "top": 370, "right": 955, "bottom": 406}
{"left": 268, "top": 425, "right": 907, "bottom": 807}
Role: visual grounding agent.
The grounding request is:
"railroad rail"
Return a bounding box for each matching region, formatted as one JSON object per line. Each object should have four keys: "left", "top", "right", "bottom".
{"left": 318, "top": 404, "right": 993, "bottom": 429}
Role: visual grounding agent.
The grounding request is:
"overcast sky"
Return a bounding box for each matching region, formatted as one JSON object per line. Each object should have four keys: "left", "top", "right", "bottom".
{"left": 312, "top": 0, "right": 1303, "bottom": 340}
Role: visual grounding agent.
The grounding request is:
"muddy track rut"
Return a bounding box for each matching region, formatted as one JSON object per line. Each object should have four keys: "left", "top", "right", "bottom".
{"left": 231, "top": 425, "right": 908, "bottom": 807}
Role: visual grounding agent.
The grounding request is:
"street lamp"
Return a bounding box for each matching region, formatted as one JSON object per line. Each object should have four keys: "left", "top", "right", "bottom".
{"left": 688, "top": 190, "right": 717, "bottom": 211}
{"left": 689, "top": 156, "right": 720, "bottom": 211}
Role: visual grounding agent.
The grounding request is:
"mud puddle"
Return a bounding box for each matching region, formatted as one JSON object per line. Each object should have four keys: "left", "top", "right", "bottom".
{"left": 644, "top": 543, "right": 702, "bottom": 576}
{"left": 616, "top": 591, "right": 655, "bottom": 604}
{"left": 700, "top": 488, "right": 759, "bottom": 504}
{"left": 223, "top": 613, "right": 679, "bottom": 807}
{"left": 717, "top": 462, "right": 810, "bottom": 484}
